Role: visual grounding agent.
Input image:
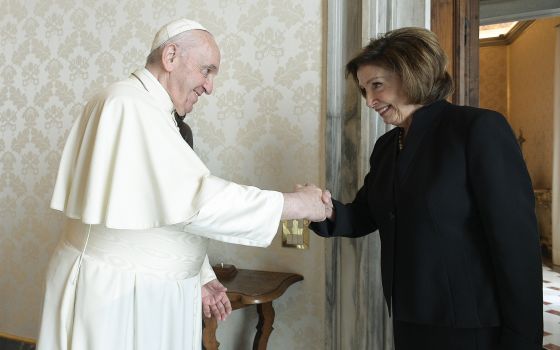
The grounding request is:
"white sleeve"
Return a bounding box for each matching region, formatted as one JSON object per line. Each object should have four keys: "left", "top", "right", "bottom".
{"left": 181, "top": 176, "right": 284, "bottom": 247}
{"left": 199, "top": 255, "right": 217, "bottom": 285}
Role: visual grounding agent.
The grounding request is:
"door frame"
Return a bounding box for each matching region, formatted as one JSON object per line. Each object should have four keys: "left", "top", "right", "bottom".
{"left": 431, "top": 0, "right": 479, "bottom": 107}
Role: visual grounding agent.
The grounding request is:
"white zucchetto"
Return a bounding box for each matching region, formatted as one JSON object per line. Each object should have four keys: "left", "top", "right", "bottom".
{"left": 150, "top": 18, "right": 208, "bottom": 51}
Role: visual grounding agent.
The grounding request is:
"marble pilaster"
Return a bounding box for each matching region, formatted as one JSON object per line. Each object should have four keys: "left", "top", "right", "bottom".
{"left": 325, "top": 1, "right": 430, "bottom": 349}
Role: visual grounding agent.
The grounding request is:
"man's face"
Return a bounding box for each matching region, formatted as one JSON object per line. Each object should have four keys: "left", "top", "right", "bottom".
{"left": 168, "top": 32, "right": 220, "bottom": 116}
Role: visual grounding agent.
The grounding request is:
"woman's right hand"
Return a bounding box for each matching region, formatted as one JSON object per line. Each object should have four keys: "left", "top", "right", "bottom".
{"left": 322, "top": 189, "right": 334, "bottom": 221}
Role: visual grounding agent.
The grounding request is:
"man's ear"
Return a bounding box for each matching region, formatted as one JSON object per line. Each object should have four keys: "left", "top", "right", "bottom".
{"left": 161, "top": 43, "right": 178, "bottom": 72}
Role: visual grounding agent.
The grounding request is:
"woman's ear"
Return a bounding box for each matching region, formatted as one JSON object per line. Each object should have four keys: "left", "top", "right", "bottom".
{"left": 161, "top": 43, "right": 178, "bottom": 72}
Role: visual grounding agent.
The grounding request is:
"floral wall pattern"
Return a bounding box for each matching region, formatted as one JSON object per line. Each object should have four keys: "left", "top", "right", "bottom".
{"left": 0, "top": 1, "right": 325, "bottom": 349}
{"left": 508, "top": 17, "right": 558, "bottom": 190}
{"left": 479, "top": 17, "right": 559, "bottom": 190}
{"left": 479, "top": 45, "right": 508, "bottom": 119}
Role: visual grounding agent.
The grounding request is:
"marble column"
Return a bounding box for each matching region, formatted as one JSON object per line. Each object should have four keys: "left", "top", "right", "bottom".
{"left": 325, "top": 0, "right": 362, "bottom": 348}
{"left": 325, "top": 1, "right": 430, "bottom": 349}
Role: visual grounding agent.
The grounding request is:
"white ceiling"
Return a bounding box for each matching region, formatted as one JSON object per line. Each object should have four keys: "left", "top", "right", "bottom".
{"left": 480, "top": 0, "right": 560, "bottom": 24}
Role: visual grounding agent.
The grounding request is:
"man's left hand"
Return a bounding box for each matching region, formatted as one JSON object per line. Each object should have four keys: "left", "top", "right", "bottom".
{"left": 202, "top": 279, "right": 232, "bottom": 321}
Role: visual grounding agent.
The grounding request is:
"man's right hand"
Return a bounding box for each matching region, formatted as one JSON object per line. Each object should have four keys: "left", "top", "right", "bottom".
{"left": 281, "top": 184, "right": 327, "bottom": 222}
{"left": 294, "top": 184, "right": 327, "bottom": 222}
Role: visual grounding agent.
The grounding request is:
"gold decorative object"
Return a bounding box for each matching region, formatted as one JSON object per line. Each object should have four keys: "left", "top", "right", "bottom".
{"left": 212, "top": 263, "right": 238, "bottom": 280}
{"left": 281, "top": 219, "right": 309, "bottom": 249}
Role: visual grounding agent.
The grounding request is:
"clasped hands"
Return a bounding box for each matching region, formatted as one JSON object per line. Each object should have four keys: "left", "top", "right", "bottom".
{"left": 294, "top": 184, "right": 334, "bottom": 222}
{"left": 202, "top": 184, "right": 334, "bottom": 322}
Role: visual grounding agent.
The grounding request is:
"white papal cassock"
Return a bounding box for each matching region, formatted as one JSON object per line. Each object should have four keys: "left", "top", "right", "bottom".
{"left": 37, "top": 68, "right": 283, "bottom": 350}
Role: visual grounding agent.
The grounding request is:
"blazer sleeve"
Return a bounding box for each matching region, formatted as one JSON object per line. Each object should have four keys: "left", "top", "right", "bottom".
{"left": 467, "top": 111, "right": 542, "bottom": 349}
{"left": 310, "top": 171, "right": 378, "bottom": 238}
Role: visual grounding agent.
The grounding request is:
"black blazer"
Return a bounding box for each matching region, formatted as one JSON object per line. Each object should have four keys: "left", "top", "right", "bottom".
{"left": 311, "top": 100, "right": 543, "bottom": 349}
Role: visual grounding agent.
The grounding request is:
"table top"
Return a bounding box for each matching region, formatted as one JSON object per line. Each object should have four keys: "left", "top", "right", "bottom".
{"left": 214, "top": 267, "right": 303, "bottom": 305}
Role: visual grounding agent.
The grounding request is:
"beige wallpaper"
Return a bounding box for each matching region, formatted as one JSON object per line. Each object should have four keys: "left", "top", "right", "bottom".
{"left": 480, "top": 17, "right": 559, "bottom": 190}
{"left": 0, "top": 1, "right": 325, "bottom": 349}
{"left": 508, "top": 17, "right": 559, "bottom": 190}
{"left": 479, "top": 45, "right": 508, "bottom": 118}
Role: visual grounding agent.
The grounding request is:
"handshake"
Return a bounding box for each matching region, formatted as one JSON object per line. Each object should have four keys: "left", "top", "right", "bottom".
{"left": 282, "top": 184, "right": 334, "bottom": 223}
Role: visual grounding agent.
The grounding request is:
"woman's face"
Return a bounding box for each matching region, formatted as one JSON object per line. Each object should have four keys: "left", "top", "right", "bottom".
{"left": 356, "top": 64, "right": 421, "bottom": 128}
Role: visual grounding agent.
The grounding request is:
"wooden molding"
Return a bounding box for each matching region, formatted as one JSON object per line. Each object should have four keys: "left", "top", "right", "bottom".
{"left": 0, "top": 331, "right": 36, "bottom": 344}
{"left": 480, "top": 20, "right": 535, "bottom": 47}
{"left": 431, "top": 0, "right": 480, "bottom": 106}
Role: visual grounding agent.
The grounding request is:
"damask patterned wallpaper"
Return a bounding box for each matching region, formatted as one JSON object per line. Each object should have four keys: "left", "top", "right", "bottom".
{"left": 0, "top": 1, "right": 325, "bottom": 349}
{"left": 479, "top": 45, "right": 508, "bottom": 118}
{"left": 480, "top": 17, "right": 559, "bottom": 190}
{"left": 508, "top": 17, "right": 558, "bottom": 190}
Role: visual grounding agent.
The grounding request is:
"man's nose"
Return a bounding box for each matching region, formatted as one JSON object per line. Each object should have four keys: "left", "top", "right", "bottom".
{"left": 203, "top": 77, "right": 214, "bottom": 95}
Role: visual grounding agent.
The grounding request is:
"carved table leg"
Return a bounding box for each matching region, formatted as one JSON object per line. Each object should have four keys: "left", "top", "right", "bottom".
{"left": 202, "top": 316, "right": 220, "bottom": 350}
{"left": 252, "top": 302, "right": 275, "bottom": 350}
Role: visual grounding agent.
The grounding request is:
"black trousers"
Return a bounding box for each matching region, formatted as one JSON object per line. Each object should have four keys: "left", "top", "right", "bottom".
{"left": 393, "top": 320, "right": 500, "bottom": 350}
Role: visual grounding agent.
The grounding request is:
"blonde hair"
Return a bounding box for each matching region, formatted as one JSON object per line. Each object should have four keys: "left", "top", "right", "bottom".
{"left": 346, "top": 27, "right": 453, "bottom": 104}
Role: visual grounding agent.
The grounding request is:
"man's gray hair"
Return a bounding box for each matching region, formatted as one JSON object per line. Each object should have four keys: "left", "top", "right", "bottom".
{"left": 145, "top": 31, "right": 202, "bottom": 66}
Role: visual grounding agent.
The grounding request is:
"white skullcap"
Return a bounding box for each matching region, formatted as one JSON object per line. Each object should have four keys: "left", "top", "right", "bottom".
{"left": 150, "top": 19, "right": 208, "bottom": 51}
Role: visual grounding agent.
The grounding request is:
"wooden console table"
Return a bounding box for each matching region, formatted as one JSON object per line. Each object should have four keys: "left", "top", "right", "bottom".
{"left": 202, "top": 268, "right": 303, "bottom": 350}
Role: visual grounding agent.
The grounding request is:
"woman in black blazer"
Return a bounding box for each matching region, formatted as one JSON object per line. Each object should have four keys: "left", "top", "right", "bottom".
{"left": 310, "top": 27, "right": 543, "bottom": 350}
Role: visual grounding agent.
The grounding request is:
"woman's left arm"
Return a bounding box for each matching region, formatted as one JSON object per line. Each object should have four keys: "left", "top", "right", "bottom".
{"left": 467, "top": 111, "right": 542, "bottom": 350}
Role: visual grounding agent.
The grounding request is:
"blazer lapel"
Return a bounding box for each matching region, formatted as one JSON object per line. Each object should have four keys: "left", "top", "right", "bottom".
{"left": 397, "top": 100, "right": 448, "bottom": 184}
{"left": 372, "top": 129, "right": 399, "bottom": 313}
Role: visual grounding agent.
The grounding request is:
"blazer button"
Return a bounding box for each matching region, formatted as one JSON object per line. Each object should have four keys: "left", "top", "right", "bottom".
{"left": 389, "top": 212, "right": 395, "bottom": 221}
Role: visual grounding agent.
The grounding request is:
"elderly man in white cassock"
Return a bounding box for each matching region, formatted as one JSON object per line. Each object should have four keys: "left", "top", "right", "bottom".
{"left": 37, "top": 19, "right": 325, "bottom": 350}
